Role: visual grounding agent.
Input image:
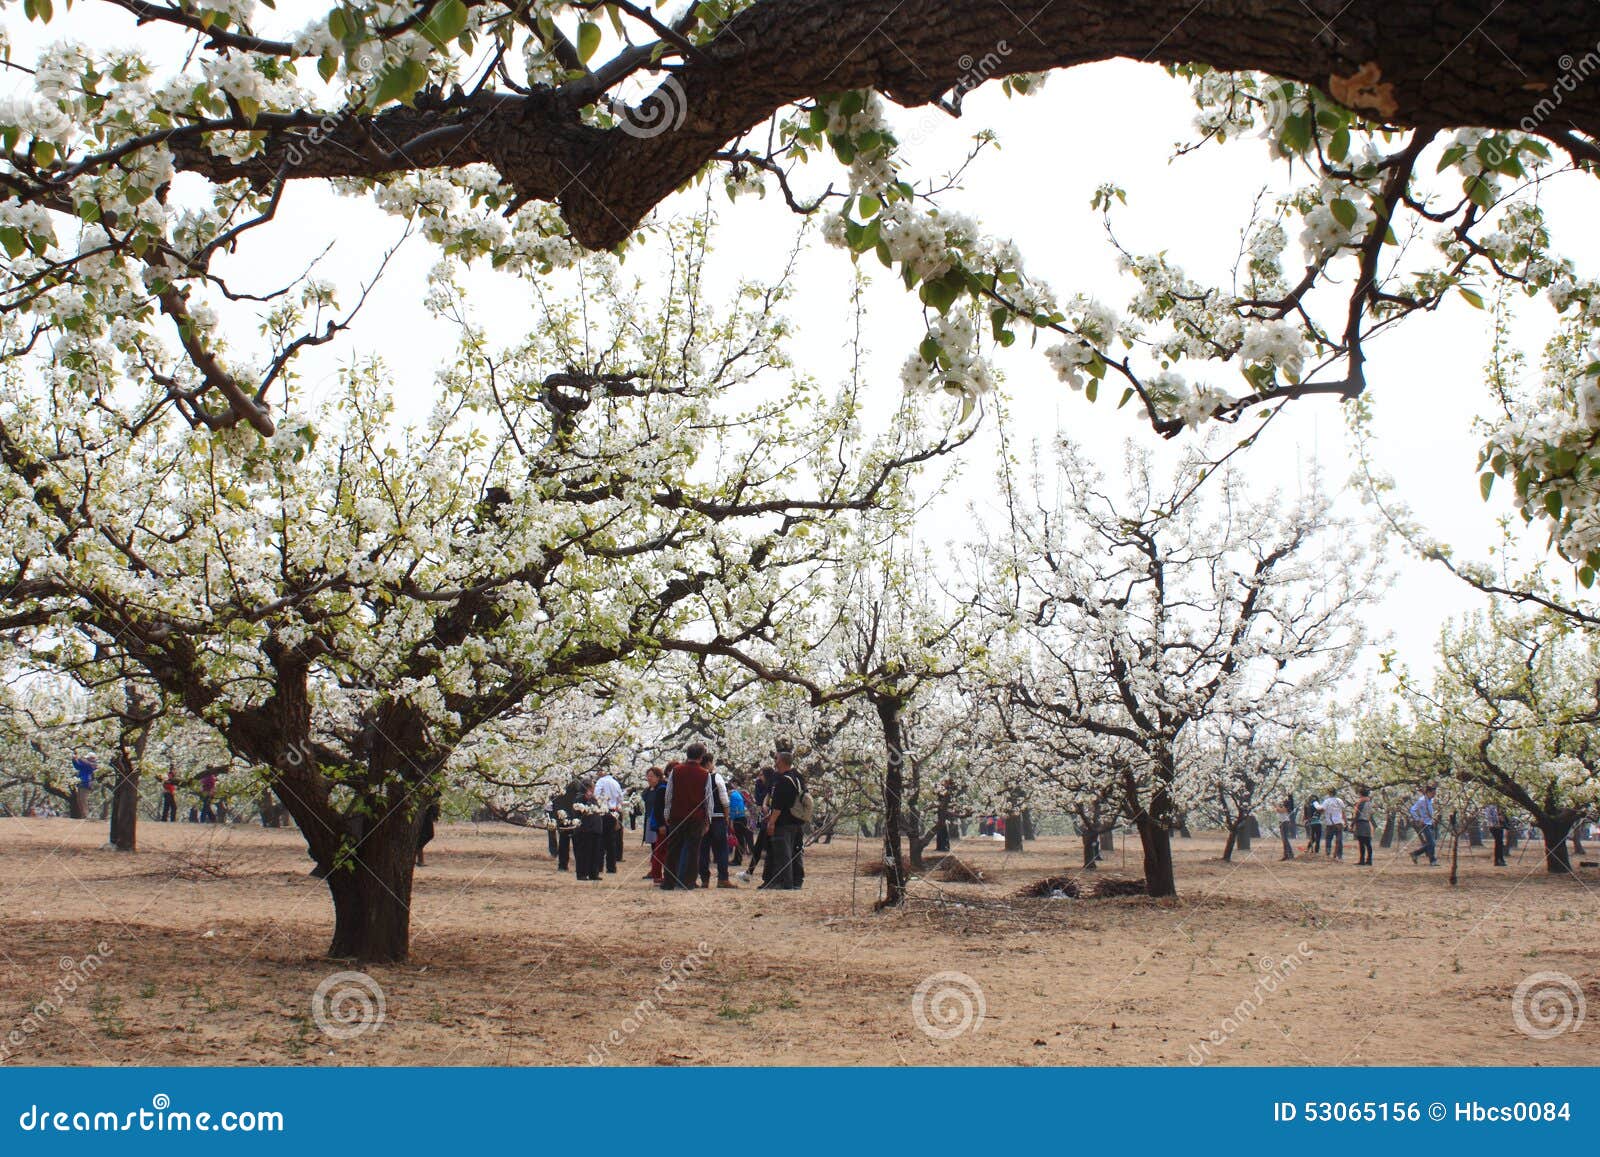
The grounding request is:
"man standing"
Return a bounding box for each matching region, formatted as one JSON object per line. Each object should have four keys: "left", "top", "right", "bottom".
{"left": 594, "top": 766, "right": 624, "bottom": 874}
{"left": 544, "top": 792, "right": 560, "bottom": 857}
{"left": 554, "top": 777, "right": 582, "bottom": 872}
{"left": 660, "top": 744, "right": 713, "bottom": 890}
{"left": 697, "top": 757, "right": 737, "bottom": 888}
{"left": 762, "top": 744, "right": 805, "bottom": 890}
{"left": 1315, "top": 789, "right": 1346, "bottom": 860}
{"left": 1484, "top": 801, "right": 1507, "bottom": 867}
{"left": 160, "top": 771, "right": 179, "bottom": 823}
{"left": 1409, "top": 785, "right": 1439, "bottom": 865}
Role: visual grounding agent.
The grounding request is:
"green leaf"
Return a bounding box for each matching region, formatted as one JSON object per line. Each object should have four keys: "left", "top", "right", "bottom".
{"left": 1458, "top": 288, "right": 1485, "bottom": 309}
{"left": 1280, "top": 113, "right": 1311, "bottom": 154}
{"left": 1329, "top": 198, "right": 1358, "bottom": 229}
{"left": 0, "top": 227, "right": 23, "bottom": 258}
{"left": 421, "top": 0, "right": 469, "bottom": 48}
{"left": 1479, "top": 472, "right": 1495, "bottom": 502}
{"left": 576, "top": 21, "right": 602, "bottom": 64}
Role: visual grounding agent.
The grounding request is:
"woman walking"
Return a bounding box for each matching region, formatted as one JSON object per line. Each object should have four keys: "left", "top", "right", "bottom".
{"left": 1302, "top": 798, "right": 1322, "bottom": 855}
{"left": 1276, "top": 797, "right": 1296, "bottom": 861}
{"left": 1351, "top": 786, "right": 1375, "bottom": 865}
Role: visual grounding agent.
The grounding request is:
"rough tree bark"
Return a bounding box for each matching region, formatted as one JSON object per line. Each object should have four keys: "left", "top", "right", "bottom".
{"left": 1003, "top": 812, "right": 1025, "bottom": 852}
{"left": 874, "top": 695, "right": 910, "bottom": 908}
{"left": 158, "top": 1, "right": 1600, "bottom": 252}
{"left": 107, "top": 686, "right": 156, "bottom": 853}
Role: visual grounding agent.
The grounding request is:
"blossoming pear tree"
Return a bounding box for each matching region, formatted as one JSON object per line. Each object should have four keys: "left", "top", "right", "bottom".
{"left": 994, "top": 440, "right": 1378, "bottom": 895}
{"left": 0, "top": 231, "right": 971, "bottom": 960}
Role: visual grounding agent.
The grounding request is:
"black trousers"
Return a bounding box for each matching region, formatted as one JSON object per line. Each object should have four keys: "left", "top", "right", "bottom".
{"left": 761, "top": 826, "right": 800, "bottom": 889}
{"left": 574, "top": 831, "right": 604, "bottom": 880}
{"left": 699, "top": 816, "right": 731, "bottom": 882}
{"left": 660, "top": 822, "right": 704, "bottom": 889}
{"left": 1356, "top": 834, "right": 1373, "bottom": 863}
{"left": 1491, "top": 826, "right": 1507, "bottom": 865}
{"left": 731, "top": 819, "right": 753, "bottom": 864}
{"left": 547, "top": 825, "right": 559, "bottom": 856}
{"left": 557, "top": 829, "right": 573, "bottom": 871}
{"left": 603, "top": 814, "right": 621, "bottom": 872}
{"left": 160, "top": 795, "right": 177, "bottom": 822}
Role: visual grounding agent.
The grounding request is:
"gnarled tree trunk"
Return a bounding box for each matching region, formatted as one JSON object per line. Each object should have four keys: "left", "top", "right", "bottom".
{"left": 875, "top": 695, "right": 909, "bottom": 908}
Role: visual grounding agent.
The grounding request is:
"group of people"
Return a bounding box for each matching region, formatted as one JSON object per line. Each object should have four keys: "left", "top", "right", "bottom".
{"left": 1274, "top": 784, "right": 1514, "bottom": 868}
{"left": 1275, "top": 786, "right": 1380, "bottom": 865}
{"left": 544, "top": 740, "right": 810, "bottom": 891}
{"left": 42, "top": 756, "right": 220, "bottom": 823}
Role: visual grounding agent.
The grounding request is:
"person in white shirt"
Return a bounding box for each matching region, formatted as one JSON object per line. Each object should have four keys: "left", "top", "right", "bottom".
{"left": 594, "top": 769, "right": 624, "bottom": 873}
{"left": 1314, "top": 790, "right": 1346, "bottom": 860}
{"left": 696, "top": 755, "right": 737, "bottom": 888}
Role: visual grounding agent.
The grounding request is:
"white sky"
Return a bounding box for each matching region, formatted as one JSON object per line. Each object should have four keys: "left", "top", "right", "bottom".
{"left": 10, "top": 10, "right": 1597, "bottom": 690}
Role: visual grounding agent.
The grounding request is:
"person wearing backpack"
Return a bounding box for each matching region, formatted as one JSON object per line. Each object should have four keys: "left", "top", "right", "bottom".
{"left": 761, "top": 744, "right": 807, "bottom": 890}
{"left": 727, "top": 776, "right": 754, "bottom": 865}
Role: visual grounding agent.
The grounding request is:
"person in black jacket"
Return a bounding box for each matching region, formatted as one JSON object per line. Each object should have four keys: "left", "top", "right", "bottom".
{"left": 761, "top": 747, "right": 805, "bottom": 890}
{"left": 554, "top": 777, "right": 582, "bottom": 872}
{"left": 572, "top": 781, "right": 608, "bottom": 881}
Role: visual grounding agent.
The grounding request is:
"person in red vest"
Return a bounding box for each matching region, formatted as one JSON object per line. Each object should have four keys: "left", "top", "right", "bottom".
{"left": 160, "top": 771, "right": 179, "bottom": 822}
{"left": 659, "top": 743, "right": 713, "bottom": 890}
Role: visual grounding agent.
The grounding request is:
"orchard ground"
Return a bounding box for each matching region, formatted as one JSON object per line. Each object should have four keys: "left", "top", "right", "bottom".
{"left": 0, "top": 819, "right": 1595, "bottom": 1066}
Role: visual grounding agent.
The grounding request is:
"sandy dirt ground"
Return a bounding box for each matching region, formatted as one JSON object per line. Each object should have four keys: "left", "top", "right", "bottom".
{"left": 0, "top": 817, "right": 1595, "bottom": 1066}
